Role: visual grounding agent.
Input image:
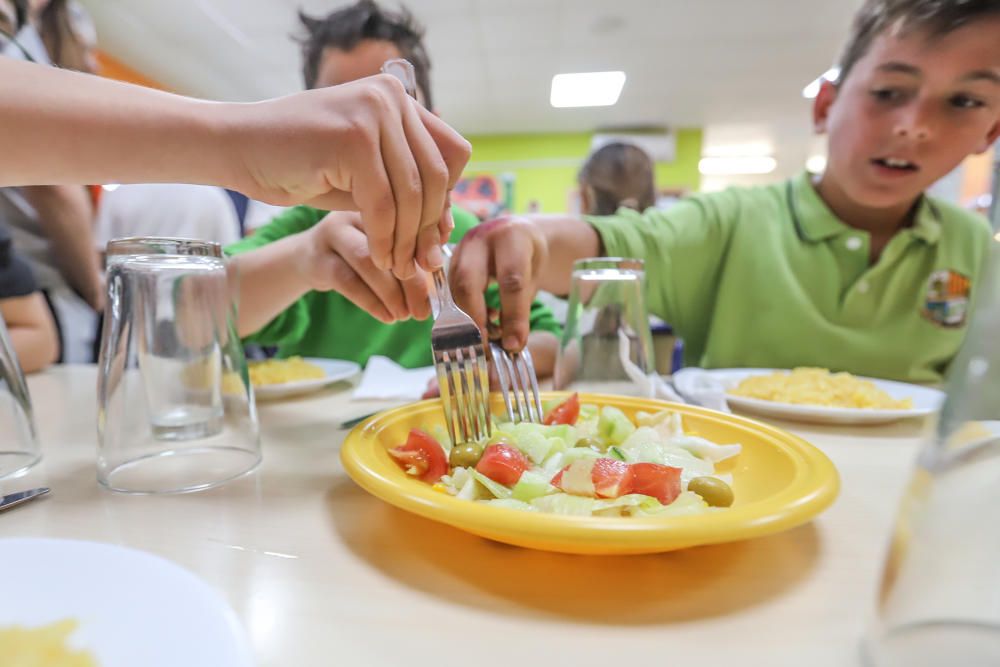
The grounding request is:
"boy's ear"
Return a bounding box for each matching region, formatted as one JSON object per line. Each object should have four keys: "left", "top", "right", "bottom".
{"left": 974, "top": 119, "right": 1000, "bottom": 154}
{"left": 579, "top": 185, "right": 593, "bottom": 215}
{"left": 812, "top": 80, "right": 838, "bottom": 134}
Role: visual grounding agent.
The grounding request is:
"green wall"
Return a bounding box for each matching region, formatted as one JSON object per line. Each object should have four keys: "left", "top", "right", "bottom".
{"left": 463, "top": 129, "right": 702, "bottom": 214}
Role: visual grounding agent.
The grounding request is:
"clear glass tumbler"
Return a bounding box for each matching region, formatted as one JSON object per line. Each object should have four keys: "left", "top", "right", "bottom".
{"left": 863, "top": 239, "right": 1000, "bottom": 665}
{"left": 0, "top": 311, "right": 39, "bottom": 479}
{"left": 97, "top": 237, "right": 260, "bottom": 494}
{"left": 554, "top": 257, "right": 656, "bottom": 396}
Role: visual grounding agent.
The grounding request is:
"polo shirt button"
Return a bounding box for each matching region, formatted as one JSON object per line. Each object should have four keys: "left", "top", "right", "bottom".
{"left": 846, "top": 236, "right": 863, "bottom": 251}
{"left": 857, "top": 280, "right": 870, "bottom": 293}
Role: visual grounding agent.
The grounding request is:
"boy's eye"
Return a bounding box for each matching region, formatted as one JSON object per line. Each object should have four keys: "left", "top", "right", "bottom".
{"left": 950, "top": 94, "right": 985, "bottom": 109}
{"left": 870, "top": 88, "right": 904, "bottom": 103}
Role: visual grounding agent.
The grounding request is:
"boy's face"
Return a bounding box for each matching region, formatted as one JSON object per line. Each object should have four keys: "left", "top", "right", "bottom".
{"left": 315, "top": 38, "right": 429, "bottom": 108}
{"left": 815, "top": 17, "right": 1000, "bottom": 209}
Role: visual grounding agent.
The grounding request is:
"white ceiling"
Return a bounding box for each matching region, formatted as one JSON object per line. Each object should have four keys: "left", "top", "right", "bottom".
{"left": 79, "top": 0, "right": 863, "bottom": 183}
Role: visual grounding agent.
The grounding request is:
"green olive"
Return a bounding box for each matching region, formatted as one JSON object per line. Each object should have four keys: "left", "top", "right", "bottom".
{"left": 487, "top": 434, "right": 514, "bottom": 447}
{"left": 688, "top": 476, "right": 734, "bottom": 508}
{"left": 574, "top": 437, "right": 605, "bottom": 451}
{"left": 449, "top": 443, "right": 484, "bottom": 468}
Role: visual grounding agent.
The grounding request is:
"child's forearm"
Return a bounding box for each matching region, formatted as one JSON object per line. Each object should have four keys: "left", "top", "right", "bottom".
{"left": 22, "top": 185, "right": 103, "bottom": 310}
{"left": 1, "top": 294, "right": 59, "bottom": 374}
{"left": 232, "top": 235, "right": 313, "bottom": 337}
{"left": 0, "top": 58, "right": 233, "bottom": 188}
{"left": 533, "top": 215, "right": 602, "bottom": 296}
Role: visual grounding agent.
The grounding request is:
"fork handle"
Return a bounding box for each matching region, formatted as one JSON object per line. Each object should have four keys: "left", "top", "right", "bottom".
{"left": 432, "top": 267, "right": 454, "bottom": 313}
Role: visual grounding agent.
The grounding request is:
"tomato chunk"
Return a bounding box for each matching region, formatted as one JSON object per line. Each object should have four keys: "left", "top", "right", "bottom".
{"left": 544, "top": 393, "right": 580, "bottom": 425}
{"left": 475, "top": 443, "right": 530, "bottom": 486}
{"left": 626, "top": 463, "right": 682, "bottom": 505}
{"left": 592, "top": 458, "right": 631, "bottom": 497}
{"left": 388, "top": 429, "right": 449, "bottom": 483}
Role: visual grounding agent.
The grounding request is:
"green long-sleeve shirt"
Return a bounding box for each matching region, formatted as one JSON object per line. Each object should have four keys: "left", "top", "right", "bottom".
{"left": 227, "top": 206, "right": 561, "bottom": 368}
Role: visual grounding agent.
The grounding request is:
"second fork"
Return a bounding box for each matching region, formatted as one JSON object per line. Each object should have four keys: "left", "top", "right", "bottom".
{"left": 490, "top": 341, "right": 543, "bottom": 424}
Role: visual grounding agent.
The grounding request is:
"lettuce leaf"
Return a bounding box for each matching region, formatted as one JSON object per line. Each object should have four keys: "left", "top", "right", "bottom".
{"left": 530, "top": 494, "right": 596, "bottom": 516}
{"left": 469, "top": 469, "right": 513, "bottom": 499}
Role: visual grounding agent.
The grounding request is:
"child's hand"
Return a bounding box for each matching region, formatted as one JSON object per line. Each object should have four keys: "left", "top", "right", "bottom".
{"left": 449, "top": 216, "right": 549, "bottom": 353}
{"left": 298, "top": 211, "right": 433, "bottom": 324}
{"left": 228, "top": 74, "right": 469, "bottom": 278}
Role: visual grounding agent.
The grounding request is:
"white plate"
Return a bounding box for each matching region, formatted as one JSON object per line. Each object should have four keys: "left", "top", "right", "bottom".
{"left": 0, "top": 538, "right": 253, "bottom": 667}
{"left": 252, "top": 357, "right": 360, "bottom": 399}
{"left": 707, "top": 368, "right": 945, "bottom": 425}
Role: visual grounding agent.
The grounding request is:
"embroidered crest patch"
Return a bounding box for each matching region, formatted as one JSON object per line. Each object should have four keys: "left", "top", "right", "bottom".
{"left": 922, "top": 269, "right": 971, "bottom": 328}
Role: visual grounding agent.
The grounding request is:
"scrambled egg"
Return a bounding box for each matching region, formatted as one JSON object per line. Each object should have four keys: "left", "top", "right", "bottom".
{"left": 729, "top": 367, "right": 912, "bottom": 410}
{"left": 248, "top": 356, "right": 325, "bottom": 386}
{"left": 0, "top": 620, "right": 97, "bottom": 667}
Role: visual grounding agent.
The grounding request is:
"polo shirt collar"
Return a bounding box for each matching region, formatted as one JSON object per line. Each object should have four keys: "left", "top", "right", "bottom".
{"left": 911, "top": 198, "right": 943, "bottom": 244}
{"left": 788, "top": 171, "right": 942, "bottom": 245}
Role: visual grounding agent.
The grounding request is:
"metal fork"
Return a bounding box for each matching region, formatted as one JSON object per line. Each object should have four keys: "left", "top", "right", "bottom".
{"left": 381, "top": 57, "right": 491, "bottom": 444}
{"left": 431, "top": 269, "right": 492, "bottom": 445}
{"left": 489, "top": 341, "right": 543, "bottom": 424}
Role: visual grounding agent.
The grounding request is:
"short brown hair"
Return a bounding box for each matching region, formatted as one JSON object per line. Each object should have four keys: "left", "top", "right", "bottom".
{"left": 296, "top": 0, "right": 433, "bottom": 109}
{"left": 838, "top": 0, "right": 1000, "bottom": 85}
{"left": 578, "top": 142, "right": 656, "bottom": 216}
{"left": 39, "top": 0, "right": 95, "bottom": 72}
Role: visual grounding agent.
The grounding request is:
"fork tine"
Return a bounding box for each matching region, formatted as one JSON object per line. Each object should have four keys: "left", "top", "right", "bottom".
{"left": 469, "top": 346, "right": 492, "bottom": 440}
{"left": 455, "top": 347, "right": 479, "bottom": 443}
{"left": 515, "top": 349, "right": 543, "bottom": 422}
{"left": 479, "top": 353, "right": 492, "bottom": 437}
{"left": 501, "top": 347, "right": 528, "bottom": 422}
{"left": 511, "top": 351, "right": 536, "bottom": 423}
{"left": 450, "top": 349, "right": 475, "bottom": 443}
{"left": 434, "top": 354, "right": 458, "bottom": 446}
{"left": 507, "top": 352, "right": 529, "bottom": 423}
{"left": 436, "top": 352, "right": 463, "bottom": 445}
{"left": 450, "top": 355, "right": 473, "bottom": 443}
{"left": 490, "top": 342, "right": 516, "bottom": 423}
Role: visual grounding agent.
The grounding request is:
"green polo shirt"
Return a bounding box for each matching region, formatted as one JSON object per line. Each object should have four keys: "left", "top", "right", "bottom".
{"left": 588, "top": 172, "right": 990, "bottom": 383}
{"left": 226, "top": 205, "right": 561, "bottom": 369}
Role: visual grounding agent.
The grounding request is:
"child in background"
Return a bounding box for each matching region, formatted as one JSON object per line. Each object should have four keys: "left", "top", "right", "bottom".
{"left": 227, "top": 0, "right": 561, "bottom": 373}
{"left": 577, "top": 142, "right": 683, "bottom": 372}
{"left": 578, "top": 142, "right": 657, "bottom": 216}
{"left": 450, "top": 0, "right": 1000, "bottom": 384}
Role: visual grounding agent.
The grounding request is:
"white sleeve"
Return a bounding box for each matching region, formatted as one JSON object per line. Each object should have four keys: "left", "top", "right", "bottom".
{"left": 244, "top": 200, "right": 289, "bottom": 232}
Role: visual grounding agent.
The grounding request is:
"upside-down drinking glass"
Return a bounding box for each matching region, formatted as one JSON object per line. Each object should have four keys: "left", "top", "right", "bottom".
{"left": 97, "top": 237, "right": 260, "bottom": 494}
{"left": 554, "top": 257, "right": 656, "bottom": 396}
{"left": 0, "top": 311, "right": 39, "bottom": 480}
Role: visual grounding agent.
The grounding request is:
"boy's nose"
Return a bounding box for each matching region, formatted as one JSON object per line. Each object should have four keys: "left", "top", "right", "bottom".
{"left": 894, "top": 124, "right": 930, "bottom": 140}
{"left": 893, "top": 107, "right": 932, "bottom": 141}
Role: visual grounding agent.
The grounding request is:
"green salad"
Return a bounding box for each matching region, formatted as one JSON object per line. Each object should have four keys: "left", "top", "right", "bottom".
{"left": 388, "top": 394, "right": 742, "bottom": 518}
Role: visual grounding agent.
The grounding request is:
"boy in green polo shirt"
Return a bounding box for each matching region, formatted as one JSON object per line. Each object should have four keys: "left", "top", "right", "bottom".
{"left": 449, "top": 0, "right": 1000, "bottom": 384}
{"left": 226, "top": 1, "right": 561, "bottom": 372}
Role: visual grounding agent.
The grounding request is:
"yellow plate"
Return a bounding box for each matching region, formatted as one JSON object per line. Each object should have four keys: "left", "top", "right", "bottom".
{"left": 341, "top": 393, "right": 840, "bottom": 555}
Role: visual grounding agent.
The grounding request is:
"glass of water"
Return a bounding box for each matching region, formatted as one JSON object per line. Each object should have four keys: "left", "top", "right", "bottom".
{"left": 863, "top": 240, "right": 1000, "bottom": 665}
{"left": 97, "top": 237, "right": 260, "bottom": 494}
{"left": 0, "top": 311, "right": 39, "bottom": 479}
{"left": 554, "top": 257, "right": 656, "bottom": 396}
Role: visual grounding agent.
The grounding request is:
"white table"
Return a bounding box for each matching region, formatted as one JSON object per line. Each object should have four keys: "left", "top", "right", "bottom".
{"left": 2, "top": 365, "right": 932, "bottom": 666}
